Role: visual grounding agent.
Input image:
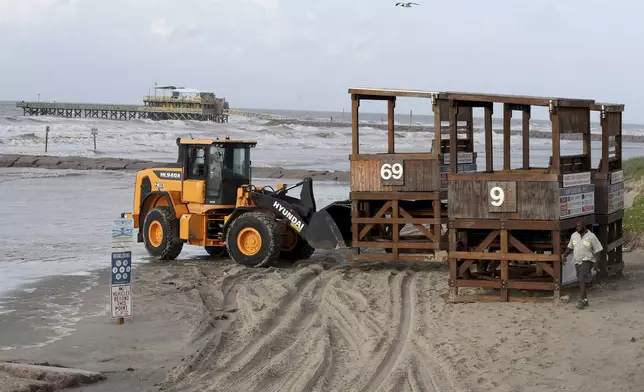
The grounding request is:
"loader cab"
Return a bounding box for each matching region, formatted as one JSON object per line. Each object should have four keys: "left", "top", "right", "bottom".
{"left": 177, "top": 137, "right": 257, "bottom": 205}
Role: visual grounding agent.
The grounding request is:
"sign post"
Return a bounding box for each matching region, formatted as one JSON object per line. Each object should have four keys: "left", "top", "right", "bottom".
{"left": 111, "top": 218, "right": 134, "bottom": 325}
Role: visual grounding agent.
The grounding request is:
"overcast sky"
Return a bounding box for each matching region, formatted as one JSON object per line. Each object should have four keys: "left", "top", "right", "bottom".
{"left": 1, "top": 0, "right": 642, "bottom": 121}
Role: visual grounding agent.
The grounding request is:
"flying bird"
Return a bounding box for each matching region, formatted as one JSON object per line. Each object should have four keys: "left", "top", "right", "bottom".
{"left": 396, "top": 2, "right": 419, "bottom": 7}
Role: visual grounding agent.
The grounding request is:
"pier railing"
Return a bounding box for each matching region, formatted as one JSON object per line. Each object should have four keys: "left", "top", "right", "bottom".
{"left": 16, "top": 101, "right": 229, "bottom": 123}
{"left": 140, "top": 107, "right": 203, "bottom": 114}
{"left": 143, "top": 96, "right": 204, "bottom": 103}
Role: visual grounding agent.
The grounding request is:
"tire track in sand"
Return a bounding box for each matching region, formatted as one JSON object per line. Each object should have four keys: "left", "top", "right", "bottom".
{"left": 360, "top": 271, "right": 414, "bottom": 392}
{"left": 162, "top": 269, "right": 251, "bottom": 390}
{"left": 226, "top": 272, "right": 340, "bottom": 392}
{"left": 213, "top": 270, "right": 320, "bottom": 377}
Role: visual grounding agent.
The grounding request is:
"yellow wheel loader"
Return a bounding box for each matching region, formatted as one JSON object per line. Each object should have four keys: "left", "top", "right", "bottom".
{"left": 121, "top": 137, "right": 351, "bottom": 267}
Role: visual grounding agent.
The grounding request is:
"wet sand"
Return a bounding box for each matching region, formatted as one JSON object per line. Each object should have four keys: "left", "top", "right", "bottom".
{"left": 1, "top": 251, "right": 643, "bottom": 392}
{"left": 0, "top": 154, "right": 350, "bottom": 182}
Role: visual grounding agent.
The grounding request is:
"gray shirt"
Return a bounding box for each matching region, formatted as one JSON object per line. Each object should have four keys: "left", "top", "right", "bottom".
{"left": 567, "top": 230, "right": 603, "bottom": 264}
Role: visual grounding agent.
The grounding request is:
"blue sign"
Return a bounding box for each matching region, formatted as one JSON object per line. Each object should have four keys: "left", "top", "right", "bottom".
{"left": 111, "top": 251, "right": 132, "bottom": 285}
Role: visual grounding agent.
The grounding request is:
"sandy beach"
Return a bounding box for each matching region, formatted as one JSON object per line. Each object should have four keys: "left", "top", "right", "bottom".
{"left": 1, "top": 154, "right": 643, "bottom": 392}
{"left": 1, "top": 249, "right": 644, "bottom": 392}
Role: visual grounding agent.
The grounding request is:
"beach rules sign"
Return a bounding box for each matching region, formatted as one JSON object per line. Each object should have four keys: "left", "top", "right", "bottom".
{"left": 110, "top": 218, "right": 134, "bottom": 323}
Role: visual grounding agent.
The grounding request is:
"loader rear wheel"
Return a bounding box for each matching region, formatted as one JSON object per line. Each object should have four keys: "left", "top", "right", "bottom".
{"left": 280, "top": 225, "right": 315, "bottom": 262}
{"left": 226, "top": 212, "right": 281, "bottom": 267}
{"left": 143, "top": 206, "right": 183, "bottom": 260}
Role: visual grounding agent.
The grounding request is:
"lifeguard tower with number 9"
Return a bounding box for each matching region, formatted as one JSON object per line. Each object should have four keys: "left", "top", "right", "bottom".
{"left": 443, "top": 91, "right": 600, "bottom": 302}
{"left": 347, "top": 88, "right": 477, "bottom": 264}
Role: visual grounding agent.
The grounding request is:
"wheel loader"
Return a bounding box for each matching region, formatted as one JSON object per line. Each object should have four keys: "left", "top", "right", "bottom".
{"left": 120, "top": 137, "right": 352, "bottom": 267}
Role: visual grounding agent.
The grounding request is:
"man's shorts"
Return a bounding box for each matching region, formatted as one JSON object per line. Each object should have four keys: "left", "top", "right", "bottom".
{"left": 575, "top": 260, "right": 594, "bottom": 283}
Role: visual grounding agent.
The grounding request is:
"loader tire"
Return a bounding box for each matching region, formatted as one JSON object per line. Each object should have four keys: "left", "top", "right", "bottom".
{"left": 205, "top": 246, "right": 229, "bottom": 258}
{"left": 143, "top": 206, "right": 183, "bottom": 260}
{"left": 280, "top": 225, "right": 315, "bottom": 262}
{"left": 226, "top": 212, "right": 282, "bottom": 268}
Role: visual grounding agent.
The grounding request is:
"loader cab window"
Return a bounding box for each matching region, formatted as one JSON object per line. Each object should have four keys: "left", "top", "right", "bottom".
{"left": 185, "top": 146, "right": 207, "bottom": 180}
{"left": 217, "top": 145, "right": 251, "bottom": 181}
{"left": 205, "top": 144, "right": 251, "bottom": 205}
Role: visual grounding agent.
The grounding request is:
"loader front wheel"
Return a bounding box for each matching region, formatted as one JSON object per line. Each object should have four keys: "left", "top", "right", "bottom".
{"left": 143, "top": 206, "right": 183, "bottom": 260}
{"left": 226, "top": 212, "right": 281, "bottom": 267}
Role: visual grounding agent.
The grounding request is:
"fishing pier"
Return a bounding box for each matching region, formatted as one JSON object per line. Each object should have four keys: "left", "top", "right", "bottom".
{"left": 17, "top": 86, "right": 231, "bottom": 123}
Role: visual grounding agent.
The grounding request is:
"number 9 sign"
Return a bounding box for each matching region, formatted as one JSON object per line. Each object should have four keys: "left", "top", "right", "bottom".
{"left": 489, "top": 186, "right": 505, "bottom": 206}
{"left": 379, "top": 160, "right": 405, "bottom": 185}
{"left": 487, "top": 181, "right": 516, "bottom": 212}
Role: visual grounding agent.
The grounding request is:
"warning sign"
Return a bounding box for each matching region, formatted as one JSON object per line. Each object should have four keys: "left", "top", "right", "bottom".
{"left": 111, "top": 285, "right": 132, "bottom": 318}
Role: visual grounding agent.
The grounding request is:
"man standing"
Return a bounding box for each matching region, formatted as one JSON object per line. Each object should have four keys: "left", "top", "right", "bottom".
{"left": 561, "top": 220, "right": 604, "bottom": 309}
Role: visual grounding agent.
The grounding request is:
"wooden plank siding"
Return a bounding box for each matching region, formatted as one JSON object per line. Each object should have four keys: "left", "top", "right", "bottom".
{"left": 448, "top": 180, "right": 560, "bottom": 220}
{"left": 350, "top": 156, "right": 441, "bottom": 193}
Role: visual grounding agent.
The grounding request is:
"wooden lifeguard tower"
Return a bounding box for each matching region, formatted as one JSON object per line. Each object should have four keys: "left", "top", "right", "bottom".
{"left": 347, "top": 88, "right": 476, "bottom": 264}
{"left": 591, "top": 102, "right": 625, "bottom": 281}
{"left": 443, "top": 91, "right": 598, "bottom": 302}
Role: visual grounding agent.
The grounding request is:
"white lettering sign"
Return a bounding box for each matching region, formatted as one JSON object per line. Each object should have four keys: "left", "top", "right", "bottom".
{"left": 559, "top": 185, "right": 595, "bottom": 219}
{"left": 489, "top": 187, "right": 505, "bottom": 206}
{"left": 111, "top": 285, "right": 133, "bottom": 318}
{"left": 610, "top": 170, "right": 624, "bottom": 185}
{"left": 608, "top": 182, "right": 625, "bottom": 214}
{"left": 380, "top": 163, "right": 403, "bottom": 180}
{"left": 562, "top": 172, "right": 591, "bottom": 188}
{"left": 443, "top": 152, "right": 473, "bottom": 164}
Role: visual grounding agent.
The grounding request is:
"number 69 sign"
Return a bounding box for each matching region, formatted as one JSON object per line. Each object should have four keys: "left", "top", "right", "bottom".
{"left": 487, "top": 181, "right": 517, "bottom": 212}
{"left": 380, "top": 160, "right": 405, "bottom": 185}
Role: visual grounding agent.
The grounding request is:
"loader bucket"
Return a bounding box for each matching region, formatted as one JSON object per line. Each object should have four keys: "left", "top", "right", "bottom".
{"left": 304, "top": 200, "right": 352, "bottom": 250}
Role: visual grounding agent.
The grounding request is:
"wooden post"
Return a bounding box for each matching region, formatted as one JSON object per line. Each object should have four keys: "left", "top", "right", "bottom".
{"left": 432, "top": 97, "right": 441, "bottom": 156}
{"left": 448, "top": 228, "right": 458, "bottom": 301}
{"left": 616, "top": 112, "right": 623, "bottom": 167}
{"left": 503, "top": 104, "right": 512, "bottom": 170}
{"left": 583, "top": 109, "right": 591, "bottom": 161}
{"left": 449, "top": 101, "right": 458, "bottom": 172}
{"left": 45, "top": 126, "right": 50, "bottom": 153}
{"left": 500, "top": 228, "right": 509, "bottom": 302}
{"left": 484, "top": 106, "right": 493, "bottom": 172}
{"left": 522, "top": 108, "right": 530, "bottom": 169}
{"left": 466, "top": 108, "right": 474, "bottom": 152}
{"left": 600, "top": 112, "right": 610, "bottom": 174}
{"left": 551, "top": 102, "right": 561, "bottom": 174}
{"left": 552, "top": 230, "right": 562, "bottom": 301}
{"left": 596, "top": 225, "right": 608, "bottom": 283}
{"left": 91, "top": 128, "right": 98, "bottom": 151}
{"left": 351, "top": 94, "right": 360, "bottom": 156}
{"left": 388, "top": 99, "right": 396, "bottom": 153}
{"left": 409, "top": 109, "right": 412, "bottom": 129}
